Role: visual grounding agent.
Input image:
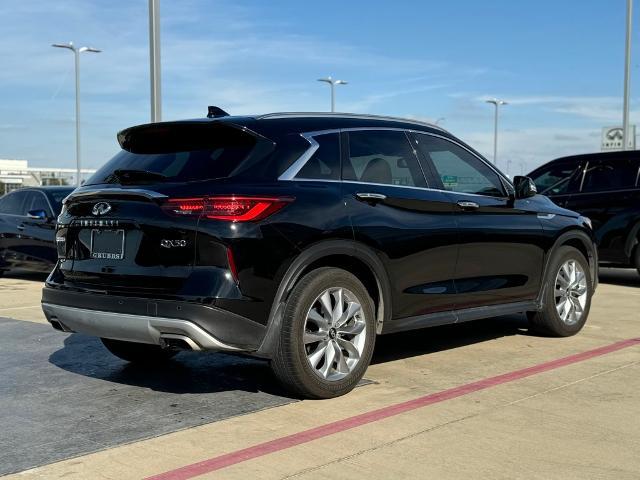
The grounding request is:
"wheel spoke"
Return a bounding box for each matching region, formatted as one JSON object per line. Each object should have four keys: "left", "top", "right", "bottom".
{"left": 333, "top": 341, "right": 349, "bottom": 373}
{"left": 335, "top": 301, "right": 361, "bottom": 328}
{"left": 307, "top": 309, "right": 329, "bottom": 331}
{"left": 304, "top": 330, "right": 326, "bottom": 345}
{"left": 571, "top": 297, "right": 584, "bottom": 314}
{"left": 337, "top": 337, "right": 360, "bottom": 361}
{"left": 556, "top": 298, "right": 569, "bottom": 321}
{"left": 308, "top": 341, "right": 328, "bottom": 368}
{"left": 319, "top": 341, "right": 336, "bottom": 378}
{"left": 332, "top": 288, "right": 344, "bottom": 324}
{"left": 319, "top": 291, "right": 333, "bottom": 320}
{"left": 573, "top": 284, "right": 587, "bottom": 296}
{"left": 337, "top": 319, "right": 365, "bottom": 336}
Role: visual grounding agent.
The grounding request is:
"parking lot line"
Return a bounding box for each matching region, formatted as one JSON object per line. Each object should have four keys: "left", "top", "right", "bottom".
{"left": 146, "top": 337, "right": 640, "bottom": 480}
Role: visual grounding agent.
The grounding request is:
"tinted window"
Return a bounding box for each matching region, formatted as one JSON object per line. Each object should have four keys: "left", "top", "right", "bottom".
{"left": 0, "top": 191, "right": 29, "bottom": 215}
{"left": 414, "top": 134, "right": 505, "bottom": 197}
{"left": 47, "top": 189, "right": 74, "bottom": 214}
{"left": 343, "top": 130, "right": 426, "bottom": 187}
{"left": 296, "top": 133, "right": 340, "bottom": 180}
{"left": 581, "top": 158, "right": 639, "bottom": 193}
{"left": 24, "top": 191, "right": 52, "bottom": 216}
{"left": 87, "top": 123, "right": 267, "bottom": 185}
{"left": 529, "top": 162, "right": 582, "bottom": 195}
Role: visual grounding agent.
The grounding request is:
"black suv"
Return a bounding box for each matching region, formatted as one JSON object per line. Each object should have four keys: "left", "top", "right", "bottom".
{"left": 42, "top": 111, "right": 597, "bottom": 398}
{"left": 529, "top": 151, "right": 640, "bottom": 274}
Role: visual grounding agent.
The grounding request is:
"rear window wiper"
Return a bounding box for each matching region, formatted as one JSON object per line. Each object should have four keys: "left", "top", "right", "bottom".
{"left": 105, "top": 169, "right": 168, "bottom": 184}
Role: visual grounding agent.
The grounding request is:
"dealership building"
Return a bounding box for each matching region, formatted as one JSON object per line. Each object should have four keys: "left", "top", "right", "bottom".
{"left": 0, "top": 159, "right": 96, "bottom": 194}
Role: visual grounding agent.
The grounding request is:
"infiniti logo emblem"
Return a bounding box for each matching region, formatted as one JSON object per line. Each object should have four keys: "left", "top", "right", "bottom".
{"left": 91, "top": 202, "right": 112, "bottom": 216}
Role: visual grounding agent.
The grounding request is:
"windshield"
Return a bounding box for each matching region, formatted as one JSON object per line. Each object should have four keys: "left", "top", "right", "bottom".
{"left": 86, "top": 122, "right": 271, "bottom": 185}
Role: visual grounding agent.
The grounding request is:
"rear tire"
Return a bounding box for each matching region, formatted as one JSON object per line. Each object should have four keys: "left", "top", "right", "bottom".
{"left": 271, "top": 267, "right": 376, "bottom": 399}
{"left": 101, "top": 338, "right": 177, "bottom": 364}
{"left": 528, "top": 246, "right": 592, "bottom": 337}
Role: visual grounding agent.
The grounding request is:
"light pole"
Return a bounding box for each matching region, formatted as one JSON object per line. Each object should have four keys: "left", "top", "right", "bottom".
{"left": 623, "top": 0, "right": 632, "bottom": 150}
{"left": 52, "top": 42, "right": 101, "bottom": 187}
{"left": 317, "top": 77, "right": 348, "bottom": 112}
{"left": 435, "top": 117, "right": 446, "bottom": 125}
{"left": 149, "top": 0, "right": 162, "bottom": 122}
{"left": 486, "top": 98, "right": 508, "bottom": 165}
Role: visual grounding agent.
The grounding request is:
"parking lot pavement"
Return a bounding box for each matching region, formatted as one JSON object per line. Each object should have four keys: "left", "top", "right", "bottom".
{"left": 0, "top": 271, "right": 47, "bottom": 324}
{"left": 1, "top": 268, "right": 639, "bottom": 479}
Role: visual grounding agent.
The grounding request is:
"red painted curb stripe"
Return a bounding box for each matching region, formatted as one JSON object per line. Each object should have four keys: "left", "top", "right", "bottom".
{"left": 147, "top": 338, "right": 640, "bottom": 480}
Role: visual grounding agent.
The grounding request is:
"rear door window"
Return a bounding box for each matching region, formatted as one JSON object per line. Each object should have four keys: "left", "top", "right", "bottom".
{"left": 343, "top": 130, "right": 426, "bottom": 187}
{"left": 581, "top": 158, "right": 639, "bottom": 193}
{"left": 0, "top": 191, "right": 29, "bottom": 215}
{"left": 295, "top": 133, "right": 340, "bottom": 180}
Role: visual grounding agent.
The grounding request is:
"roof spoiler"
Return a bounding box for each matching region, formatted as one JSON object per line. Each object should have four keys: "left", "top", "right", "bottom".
{"left": 207, "top": 106, "right": 229, "bottom": 118}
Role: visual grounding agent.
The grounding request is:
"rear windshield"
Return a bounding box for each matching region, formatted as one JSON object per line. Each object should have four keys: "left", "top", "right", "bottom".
{"left": 86, "top": 122, "right": 271, "bottom": 185}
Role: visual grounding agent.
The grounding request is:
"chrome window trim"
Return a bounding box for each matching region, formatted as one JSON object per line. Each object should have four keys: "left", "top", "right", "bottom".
{"left": 278, "top": 129, "right": 340, "bottom": 181}
{"left": 279, "top": 127, "right": 512, "bottom": 200}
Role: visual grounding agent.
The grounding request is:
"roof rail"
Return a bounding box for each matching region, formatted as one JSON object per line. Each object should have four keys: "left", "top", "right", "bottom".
{"left": 255, "top": 112, "right": 446, "bottom": 131}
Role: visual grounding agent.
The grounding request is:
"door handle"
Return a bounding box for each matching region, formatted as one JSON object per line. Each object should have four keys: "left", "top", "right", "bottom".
{"left": 17, "top": 224, "right": 25, "bottom": 231}
{"left": 356, "top": 192, "right": 387, "bottom": 203}
{"left": 456, "top": 200, "right": 479, "bottom": 210}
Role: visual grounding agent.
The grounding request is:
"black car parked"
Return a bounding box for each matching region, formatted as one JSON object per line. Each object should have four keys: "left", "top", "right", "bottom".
{"left": 42, "top": 111, "right": 597, "bottom": 398}
{"left": 0, "top": 186, "right": 74, "bottom": 275}
{"left": 528, "top": 151, "right": 640, "bottom": 274}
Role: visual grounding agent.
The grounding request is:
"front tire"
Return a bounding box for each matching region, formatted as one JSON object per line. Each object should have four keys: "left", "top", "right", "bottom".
{"left": 101, "top": 338, "right": 177, "bottom": 364}
{"left": 529, "top": 246, "right": 592, "bottom": 337}
{"left": 271, "top": 267, "right": 376, "bottom": 399}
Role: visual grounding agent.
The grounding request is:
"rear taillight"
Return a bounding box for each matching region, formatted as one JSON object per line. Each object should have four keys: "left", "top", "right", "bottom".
{"left": 162, "top": 196, "right": 293, "bottom": 222}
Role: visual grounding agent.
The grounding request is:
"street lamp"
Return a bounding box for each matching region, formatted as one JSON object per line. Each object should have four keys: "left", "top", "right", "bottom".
{"left": 317, "top": 77, "right": 348, "bottom": 112}
{"left": 435, "top": 117, "right": 446, "bottom": 125}
{"left": 486, "top": 98, "right": 508, "bottom": 166}
{"left": 623, "top": 0, "right": 632, "bottom": 150}
{"left": 52, "top": 42, "right": 101, "bottom": 187}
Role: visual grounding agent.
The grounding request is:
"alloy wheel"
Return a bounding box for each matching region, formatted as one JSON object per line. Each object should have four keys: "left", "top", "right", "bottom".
{"left": 303, "top": 287, "right": 367, "bottom": 381}
{"left": 554, "top": 259, "right": 588, "bottom": 325}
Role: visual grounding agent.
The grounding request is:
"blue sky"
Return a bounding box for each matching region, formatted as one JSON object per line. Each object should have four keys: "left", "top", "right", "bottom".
{"left": 0, "top": 0, "right": 637, "bottom": 174}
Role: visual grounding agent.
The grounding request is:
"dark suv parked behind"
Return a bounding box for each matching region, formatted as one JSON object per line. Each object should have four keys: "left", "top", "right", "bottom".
{"left": 529, "top": 151, "right": 640, "bottom": 274}
{"left": 42, "top": 111, "right": 597, "bottom": 398}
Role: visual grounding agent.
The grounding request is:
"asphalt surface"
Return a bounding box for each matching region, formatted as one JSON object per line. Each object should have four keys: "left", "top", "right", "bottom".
{"left": 0, "top": 317, "right": 294, "bottom": 475}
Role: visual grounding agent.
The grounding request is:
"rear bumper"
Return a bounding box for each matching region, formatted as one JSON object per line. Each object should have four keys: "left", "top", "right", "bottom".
{"left": 41, "top": 286, "right": 266, "bottom": 352}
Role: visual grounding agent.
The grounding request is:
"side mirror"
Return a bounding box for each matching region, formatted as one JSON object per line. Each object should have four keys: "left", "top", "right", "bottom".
{"left": 27, "top": 209, "right": 48, "bottom": 220}
{"left": 513, "top": 176, "right": 537, "bottom": 199}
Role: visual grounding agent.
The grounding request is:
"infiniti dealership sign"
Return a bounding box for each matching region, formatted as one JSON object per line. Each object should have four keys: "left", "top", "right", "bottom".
{"left": 601, "top": 126, "right": 636, "bottom": 151}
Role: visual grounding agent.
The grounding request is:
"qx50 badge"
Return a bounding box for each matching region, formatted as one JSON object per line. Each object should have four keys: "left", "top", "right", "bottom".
{"left": 160, "top": 239, "right": 187, "bottom": 248}
{"left": 91, "top": 202, "right": 112, "bottom": 216}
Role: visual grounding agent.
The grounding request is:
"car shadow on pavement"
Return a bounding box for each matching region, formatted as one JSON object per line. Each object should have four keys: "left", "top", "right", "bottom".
{"left": 50, "top": 314, "right": 531, "bottom": 392}
{"left": 49, "top": 334, "right": 292, "bottom": 397}
{"left": 598, "top": 268, "right": 640, "bottom": 288}
{"left": 372, "top": 314, "right": 530, "bottom": 365}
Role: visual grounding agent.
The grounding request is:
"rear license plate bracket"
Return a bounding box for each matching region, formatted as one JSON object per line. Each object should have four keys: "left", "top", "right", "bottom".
{"left": 90, "top": 229, "right": 125, "bottom": 260}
